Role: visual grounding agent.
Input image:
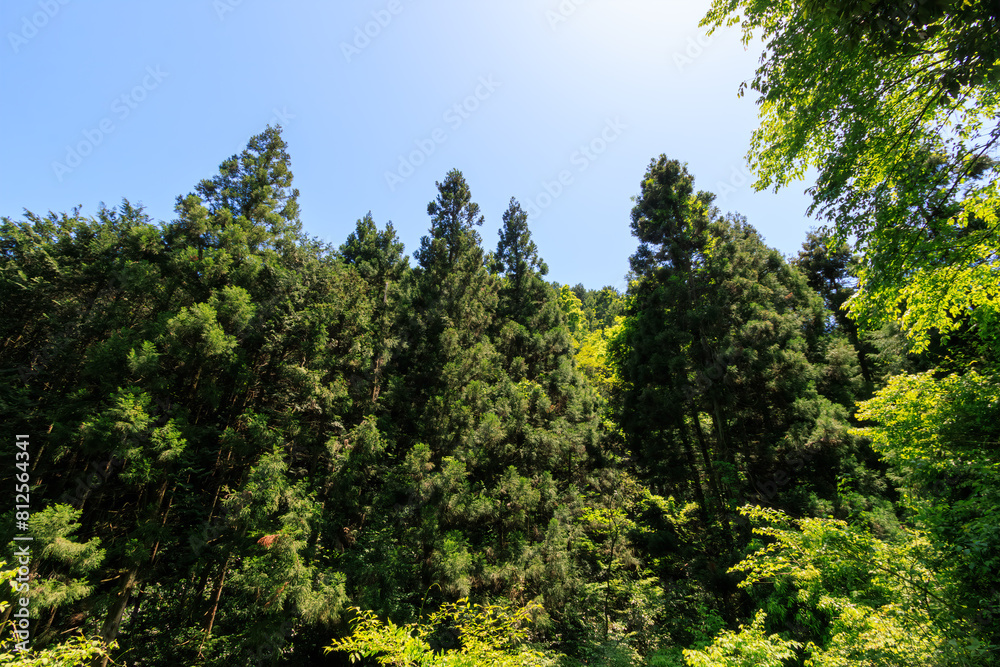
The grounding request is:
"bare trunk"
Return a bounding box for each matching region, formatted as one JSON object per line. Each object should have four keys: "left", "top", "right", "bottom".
{"left": 691, "top": 411, "right": 724, "bottom": 508}
{"left": 96, "top": 566, "right": 138, "bottom": 667}
{"left": 678, "top": 418, "right": 710, "bottom": 525}
{"left": 197, "top": 557, "right": 230, "bottom": 659}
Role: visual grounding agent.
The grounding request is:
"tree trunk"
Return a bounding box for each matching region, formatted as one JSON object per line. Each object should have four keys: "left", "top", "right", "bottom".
{"left": 197, "top": 556, "right": 230, "bottom": 659}
{"left": 677, "top": 418, "right": 710, "bottom": 525}
{"left": 97, "top": 565, "right": 139, "bottom": 667}
{"left": 690, "top": 410, "right": 724, "bottom": 509}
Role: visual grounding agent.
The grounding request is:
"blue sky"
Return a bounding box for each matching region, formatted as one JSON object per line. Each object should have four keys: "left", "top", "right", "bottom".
{"left": 0, "top": 0, "right": 818, "bottom": 291}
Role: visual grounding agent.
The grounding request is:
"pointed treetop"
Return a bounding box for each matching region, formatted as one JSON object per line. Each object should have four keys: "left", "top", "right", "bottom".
{"left": 340, "top": 211, "right": 408, "bottom": 283}
{"left": 193, "top": 125, "right": 301, "bottom": 238}
{"left": 629, "top": 155, "right": 716, "bottom": 276}
{"left": 417, "top": 169, "right": 484, "bottom": 269}
{"left": 495, "top": 197, "right": 547, "bottom": 280}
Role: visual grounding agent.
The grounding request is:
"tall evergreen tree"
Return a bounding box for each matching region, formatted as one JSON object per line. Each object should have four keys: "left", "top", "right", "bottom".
{"left": 340, "top": 212, "right": 409, "bottom": 407}
{"left": 193, "top": 125, "right": 301, "bottom": 246}
{"left": 611, "top": 157, "right": 871, "bottom": 619}
{"left": 415, "top": 168, "right": 484, "bottom": 270}
{"left": 494, "top": 197, "right": 548, "bottom": 324}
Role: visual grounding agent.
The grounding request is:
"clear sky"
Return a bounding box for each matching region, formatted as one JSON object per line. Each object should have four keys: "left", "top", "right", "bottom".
{"left": 0, "top": 0, "right": 819, "bottom": 291}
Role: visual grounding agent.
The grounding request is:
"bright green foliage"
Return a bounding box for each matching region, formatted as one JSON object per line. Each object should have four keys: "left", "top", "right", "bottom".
{"left": 855, "top": 371, "right": 1000, "bottom": 483}
{"left": 701, "top": 0, "right": 1000, "bottom": 354}
{"left": 574, "top": 473, "right": 666, "bottom": 649}
{"left": 575, "top": 285, "right": 625, "bottom": 334}
{"left": 325, "top": 600, "right": 561, "bottom": 666}
{"left": 854, "top": 370, "right": 1000, "bottom": 647}
{"left": 682, "top": 610, "right": 800, "bottom": 667}
{"left": 558, "top": 285, "right": 585, "bottom": 344}
{"left": 0, "top": 561, "right": 111, "bottom": 666}
{"left": 22, "top": 504, "right": 104, "bottom": 642}
{"left": 727, "top": 506, "right": 991, "bottom": 666}
{"left": 575, "top": 316, "right": 625, "bottom": 399}
{"left": 0, "top": 120, "right": 956, "bottom": 666}
{"left": 687, "top": 8, "right": 1000, "bottom": 657}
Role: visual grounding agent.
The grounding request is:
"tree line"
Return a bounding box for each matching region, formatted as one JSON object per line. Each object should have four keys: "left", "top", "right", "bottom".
{"left": 2, "top": 0, "right": 999, "bottom": 662}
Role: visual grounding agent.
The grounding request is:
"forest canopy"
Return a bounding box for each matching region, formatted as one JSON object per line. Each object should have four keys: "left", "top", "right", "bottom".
{"left": 2, "top": 3, "right": 998, "bottom": 660}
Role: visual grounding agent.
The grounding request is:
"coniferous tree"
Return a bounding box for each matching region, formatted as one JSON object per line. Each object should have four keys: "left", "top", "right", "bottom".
{"left": 494, "top": 197, "right": 548, "bottom": 324}
{"left": 1, "top": 127, "right": 375, "bottom": 666}
{"left": 611, "top": 157, "right": 877, "bottom": 635}
{"left": 340, "top": 212, "right": 409, "bottom": 407}
{"left": 0, "top": 126, "right": 911, "bottom": 666}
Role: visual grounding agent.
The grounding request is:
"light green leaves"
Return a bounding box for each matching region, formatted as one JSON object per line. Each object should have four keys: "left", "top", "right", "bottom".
{"left": 683, "top": 610, "right": 801, "bottom": 667}
{"left": 325, "top": 600, "right": 560, "bottom": 666}
{"left": 719, "top": 505, "right": 989, "bottom": 666}
{"left": 701, "top": 0, "right": 1000, "bottom": 353}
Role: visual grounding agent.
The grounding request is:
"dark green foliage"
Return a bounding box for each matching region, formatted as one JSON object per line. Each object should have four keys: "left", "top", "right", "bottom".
{"left": 4, "top": 127, "right": 986, "bottom": 665}
{"left": 494, "top": 197, "right": 549, "bottom": 325}
{"left": 608, "top": 156, "right": 895, "bottom": 651}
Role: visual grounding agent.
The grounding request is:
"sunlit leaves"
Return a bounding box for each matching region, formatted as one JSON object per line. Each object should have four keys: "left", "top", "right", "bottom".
{"left": 725, "top": 506, "right": 991, "bottom": 665}
{"left": 683, "top": 610, "right": 801, "bottom": 667}
{"left": 324, "top": 600, "right": 561, "bottom": 666}
{"left": 701, "top": 0, "right": 1000, "bottom": 352}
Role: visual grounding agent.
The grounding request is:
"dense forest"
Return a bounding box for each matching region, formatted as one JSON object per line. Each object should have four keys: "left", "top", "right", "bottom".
{"left": 2, "top": 1, "right": 999, "bottom": 665}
